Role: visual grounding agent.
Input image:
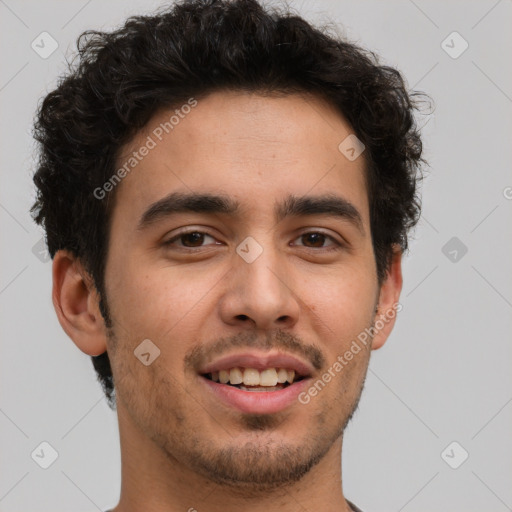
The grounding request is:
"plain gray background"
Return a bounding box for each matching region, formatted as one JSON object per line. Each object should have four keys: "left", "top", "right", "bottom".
{"left": 1, "top": 0, "right": 511, "bottom": 511}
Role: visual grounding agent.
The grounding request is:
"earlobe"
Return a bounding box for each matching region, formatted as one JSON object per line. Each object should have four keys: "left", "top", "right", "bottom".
{"left": 371, "top": 247, "right": 403, "bottom": 350}
{"left": 52, "top": 250, "right": 108, "bottom": 356}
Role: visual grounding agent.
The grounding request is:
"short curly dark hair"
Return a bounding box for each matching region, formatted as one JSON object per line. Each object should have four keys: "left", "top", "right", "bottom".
{"left": 31, "top": 0, "right": 428, "bottom": 409}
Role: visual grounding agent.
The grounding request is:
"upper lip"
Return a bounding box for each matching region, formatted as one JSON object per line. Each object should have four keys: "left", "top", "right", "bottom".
{"left": 198, "top": 351, "right": 314, "bottom": 378}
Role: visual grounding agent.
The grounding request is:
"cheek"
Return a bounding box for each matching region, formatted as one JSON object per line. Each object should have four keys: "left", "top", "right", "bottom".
{"left": 106, "top": 259, "right": 219, "bottom": 348}
{"left": 302, "top": 264, "right": 377, "bottom": 338}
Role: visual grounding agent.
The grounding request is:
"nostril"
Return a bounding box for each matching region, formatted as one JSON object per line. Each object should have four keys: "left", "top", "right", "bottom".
{"left": 236, "top": 314, "right": 250, "bottom": 321}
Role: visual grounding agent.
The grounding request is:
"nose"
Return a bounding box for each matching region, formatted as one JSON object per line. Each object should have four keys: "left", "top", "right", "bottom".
{"left": 218, "top": 241, "right": 300, "bottom": 331}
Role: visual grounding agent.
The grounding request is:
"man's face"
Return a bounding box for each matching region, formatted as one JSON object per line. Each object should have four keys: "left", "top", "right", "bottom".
{"left": 103, "top": 91, "right": 382, "bottom": 488}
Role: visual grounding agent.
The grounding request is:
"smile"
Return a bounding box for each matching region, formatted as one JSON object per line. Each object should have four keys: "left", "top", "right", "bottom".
{"left": 203, "top": 366, "right": 303, "bottom": 390}
{"left": 197, "top": 351, "right": 314, "bottom": 414}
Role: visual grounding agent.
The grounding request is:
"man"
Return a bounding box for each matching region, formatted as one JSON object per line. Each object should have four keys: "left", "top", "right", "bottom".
{"left": 31, "top": 0, "right": 427, "bottom": 510}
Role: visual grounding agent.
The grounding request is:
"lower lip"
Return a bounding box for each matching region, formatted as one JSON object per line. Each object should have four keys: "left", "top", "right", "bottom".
{"left": 200, "top": 376, "right": 310, "bottom": 414}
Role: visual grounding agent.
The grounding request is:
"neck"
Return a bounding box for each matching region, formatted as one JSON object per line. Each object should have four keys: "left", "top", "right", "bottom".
{"left": 110, "top": 403, "right": 353, "bottom": 512}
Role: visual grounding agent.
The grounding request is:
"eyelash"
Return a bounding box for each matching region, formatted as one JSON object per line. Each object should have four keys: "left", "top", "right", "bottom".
{"left": 163, "top": 230, "right": 344, "bottom": 252}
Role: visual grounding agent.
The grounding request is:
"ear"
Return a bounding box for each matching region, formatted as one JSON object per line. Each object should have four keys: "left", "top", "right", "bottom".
{"left": 52, "top": 250, "right": 108, "bottom": 356}
{"left": 371, "top": 246, "right": 403, "bottom": 350}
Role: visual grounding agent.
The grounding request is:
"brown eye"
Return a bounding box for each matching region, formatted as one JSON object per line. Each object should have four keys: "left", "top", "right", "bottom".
{"left": 293, "top": 231, "right": 340, "bottom": 250}
{"left": 164, "top": 231, "right": 218, "bottom": 248}
{"left": 181, "top": 232, "right": 206, "bottom": 247}
{"left": 301, "top": 233, "right": 327, "bottom": 247}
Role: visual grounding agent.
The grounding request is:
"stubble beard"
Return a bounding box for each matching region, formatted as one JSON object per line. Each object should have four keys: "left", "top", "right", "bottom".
{"left": 106, "top": 320, "right": 373, "bottom": 495}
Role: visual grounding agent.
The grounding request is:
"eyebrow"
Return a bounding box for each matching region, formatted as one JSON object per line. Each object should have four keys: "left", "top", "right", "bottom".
{"left": 137, "top": 191, "right": 365, "bottom": 235}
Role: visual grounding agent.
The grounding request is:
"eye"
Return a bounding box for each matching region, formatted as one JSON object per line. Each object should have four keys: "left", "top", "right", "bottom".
{"left": 163, "top": 230, "right": 219, "bottom": 248}
{"left": 292, "top": 231, "right": 342, "bottom": 251}
{"left": 162, "top": 229, "right": 344, "bottom": 252}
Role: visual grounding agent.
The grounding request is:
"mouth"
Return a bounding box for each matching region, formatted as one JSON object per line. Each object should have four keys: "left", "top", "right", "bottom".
{"left": 197, "top": 352, "right": 313, "bottom": 414}
{"left": 202, "top": 366, "right": 305, "bottom": 392}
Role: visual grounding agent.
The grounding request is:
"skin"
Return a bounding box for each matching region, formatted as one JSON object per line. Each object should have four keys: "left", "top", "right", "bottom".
{"left": 52, "top": 90, "right": 402, "bottom": 512}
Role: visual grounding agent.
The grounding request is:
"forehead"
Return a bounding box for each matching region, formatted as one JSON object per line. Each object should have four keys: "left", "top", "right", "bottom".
{"left": 110, "top": 90, "right": 369, "bottom": 229}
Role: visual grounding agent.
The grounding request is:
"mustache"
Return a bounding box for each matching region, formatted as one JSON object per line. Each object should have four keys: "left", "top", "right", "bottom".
{"left": 184, "top": 329, "right": 325, "bottom": 372}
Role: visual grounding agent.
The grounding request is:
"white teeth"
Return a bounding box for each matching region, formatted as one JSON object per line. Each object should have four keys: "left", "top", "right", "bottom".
{"left": 219, "top": 369, "right": 230, "bottom": 384}
{"left": 208, "top": 367, "right": 300, "bottom": 386}
{"left": 259, "top": 368, "right": 278, "bottom": 386}
{"left": 243, "top": 368, "right": 260, "bottom": 386}
{"left": 276, "top": 368, "right": 288, "bottom": 384}
{"left": 229, "top": 367, "right": 243, "bottom": 385}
